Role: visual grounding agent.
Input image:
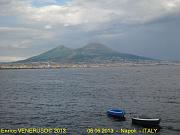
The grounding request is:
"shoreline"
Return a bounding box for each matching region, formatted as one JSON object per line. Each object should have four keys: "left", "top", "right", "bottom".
{"left": 0, "top": 62, "right": 180, "bottom": 70}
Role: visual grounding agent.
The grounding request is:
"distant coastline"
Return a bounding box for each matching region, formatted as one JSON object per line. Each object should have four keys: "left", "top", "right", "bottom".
{"left": 0, "top": 61, "right": 179, "bottom": 70}
{"left": 1, "top": 43, "right": 165, "bottom": 70}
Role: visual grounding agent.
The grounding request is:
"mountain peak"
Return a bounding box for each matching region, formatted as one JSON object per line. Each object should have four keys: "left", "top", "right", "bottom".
{"left": 81, "top": 43, "right": 115, "bottom": 53}
{"left": 83, "top": 43, "right": 109, "bottom": 49}
{"left": 55, "top": 45, "right": 69, "bottom": 49}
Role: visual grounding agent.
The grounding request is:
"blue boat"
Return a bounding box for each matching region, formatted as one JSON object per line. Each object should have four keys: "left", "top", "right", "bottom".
{"left": 107, "top": 109, "right": 126, "bottom": 118}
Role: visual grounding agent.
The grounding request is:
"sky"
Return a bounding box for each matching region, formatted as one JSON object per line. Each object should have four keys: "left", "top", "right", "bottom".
{"left": 0, "top": 0, "right": 180, "bottom": 62}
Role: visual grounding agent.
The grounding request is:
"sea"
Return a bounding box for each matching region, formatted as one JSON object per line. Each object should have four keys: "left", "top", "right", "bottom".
{"left": 0, "top": 65, "right": 180, "bottom": 135}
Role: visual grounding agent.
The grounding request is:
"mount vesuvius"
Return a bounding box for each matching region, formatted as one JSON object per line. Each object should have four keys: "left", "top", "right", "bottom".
{"left": 18, "top": 43, "right": 154, "bottom": 64}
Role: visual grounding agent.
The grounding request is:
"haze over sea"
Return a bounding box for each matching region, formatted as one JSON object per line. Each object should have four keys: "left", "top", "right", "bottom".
{"left": 0, "top": 65, "right": 180, "bottom": 135}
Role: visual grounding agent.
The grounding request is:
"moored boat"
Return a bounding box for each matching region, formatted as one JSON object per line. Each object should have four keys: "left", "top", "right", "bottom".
{"left": 107, "top": 109, "right": 126, "bottom": 118}
{"left": 132, "top": 117, "right": 161, "bottom": 126}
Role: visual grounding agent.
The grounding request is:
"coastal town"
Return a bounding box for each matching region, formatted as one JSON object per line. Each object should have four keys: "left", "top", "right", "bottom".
{"left": 0, "top": 61, "right": 178, "bottom": 69}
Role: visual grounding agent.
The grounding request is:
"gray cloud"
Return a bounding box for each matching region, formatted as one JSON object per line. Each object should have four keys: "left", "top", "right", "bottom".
{"left": 0, "top": 0, "right": 180, "bottom": 61}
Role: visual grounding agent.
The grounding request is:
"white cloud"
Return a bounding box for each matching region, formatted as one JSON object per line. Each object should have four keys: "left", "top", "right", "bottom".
{"left": 0, "top": 26, "right": 54, "bottom": 37}
{"left": 163, "top": 0, "right": 180, "bottom": 10}
{"left": 1, "top": 0, "right": 180, "bottom": 26}
{"left": 0, "top": 26, "right": 55, "bottom": 49}
{"left": 0, "top": 56, "right": 25, "bottom": 62}
{"left": 45, "top": 25, "right": 52, "bottom": 29}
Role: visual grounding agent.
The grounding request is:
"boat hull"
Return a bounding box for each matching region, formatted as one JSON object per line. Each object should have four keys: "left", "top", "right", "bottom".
{"left": 107, "top": 109, "right": 125, "bottom": 118}
{"left": 132, "top": 118, "right": 161, "bottom": 126}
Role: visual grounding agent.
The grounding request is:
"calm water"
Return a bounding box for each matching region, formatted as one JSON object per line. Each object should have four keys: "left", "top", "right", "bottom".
{"left": 0, "top": 65, "right": 180, "bottom": 135}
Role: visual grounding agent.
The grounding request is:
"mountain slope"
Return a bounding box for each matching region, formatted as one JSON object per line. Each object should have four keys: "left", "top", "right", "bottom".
{"left": 18, "top": 43, "right": 154, "bottom": 63}
{"left": 20, "top": 46, "right": 73, "bottom": 63}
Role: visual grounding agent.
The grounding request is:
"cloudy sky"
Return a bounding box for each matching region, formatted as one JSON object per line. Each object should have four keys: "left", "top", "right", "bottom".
{"left": 0, "top": 0, "right": 180, "bottom": 62}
